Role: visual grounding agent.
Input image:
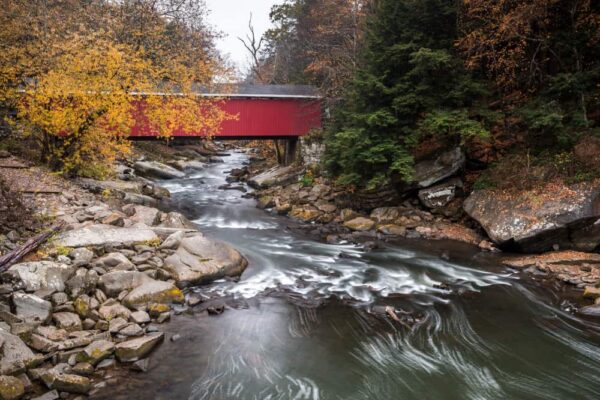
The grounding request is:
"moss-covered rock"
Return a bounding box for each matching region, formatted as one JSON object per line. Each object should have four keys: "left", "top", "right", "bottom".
{"left": 0, "top": 375, "right": 25, "bottom": 400}
{"left": 122, "top": 281, "right": 184, "bottom": 308}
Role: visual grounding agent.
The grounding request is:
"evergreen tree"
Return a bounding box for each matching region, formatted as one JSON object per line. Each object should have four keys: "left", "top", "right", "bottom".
{"left": 325, "top": 0, "right": 489, "bottom": 188}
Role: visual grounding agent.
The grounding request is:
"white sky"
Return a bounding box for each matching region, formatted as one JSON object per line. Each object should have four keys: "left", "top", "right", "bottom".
{"left": 205, "top": 0, "right": 279, "bottom": 75}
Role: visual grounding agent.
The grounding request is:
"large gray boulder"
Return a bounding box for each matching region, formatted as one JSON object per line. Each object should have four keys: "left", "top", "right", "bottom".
{"left": 0, "top": 328, "right": 35, "bottom": 374}
{"left": 413, "top": 148, "right": 465, "bottom": 188}
{"left": 164, "top": 234, "right": 248, "bottom": 287}
{"left": 13, "top": 293, "right": 52, "bottom": 324}
{"left": 4, "top": 262, "right": 75, "bottom": 292}
{"left": 464, "top": 182, "right": 600, "bottom": 252}
{"left": 98, "top": 271, "right": 153, "bottom": 297}
{"left": 248, "top": 166, "right": 302, "bottom": 189}
{"left": 122, "top": 280, "right": 184, "bottom": 307}
{"left": 133, "top": 161, "right": 185, "bottom": 180}
{"left": 115, "top": 333, "right": 164, "bottom": 362}
{"left": 56, "top": 225, "right": 158, "bottom": 248}
{"left": 126, "top": 205, "right": 161, "bottom": 226}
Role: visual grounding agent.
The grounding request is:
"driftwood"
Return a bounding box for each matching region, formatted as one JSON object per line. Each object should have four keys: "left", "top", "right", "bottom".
{"left": 0, "top": 222, "right": 65, "bottom": 272}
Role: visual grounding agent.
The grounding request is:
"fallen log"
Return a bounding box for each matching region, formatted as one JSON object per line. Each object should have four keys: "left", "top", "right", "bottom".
{"left": 0, "top": 221, "right": 65, "bottom": 272}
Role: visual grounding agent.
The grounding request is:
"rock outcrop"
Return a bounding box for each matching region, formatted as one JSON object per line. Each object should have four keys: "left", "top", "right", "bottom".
{"left": 413, "top": 148, "right": 465, "bottom": 188}
{"left": 133, "top": 161, "right": 185, "bottom": 180}
{"left": 248, "top": 166, "right": 302, "bottom": 189}
{"left": 464, "top": 182, "right": 600, "bottom": 252}
{"left": 164, "top": 234, "right": 248, "bottom": 287}
{"left": 56, "top": 225, "right": 159, "bottom": 248}
{"left": 4, "top": 262, "right": 74, "bottom": 293}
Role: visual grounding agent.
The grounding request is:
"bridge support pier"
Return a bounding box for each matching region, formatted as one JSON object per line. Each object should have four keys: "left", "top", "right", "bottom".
{"left": 283, "top": 138, "right": 298, "bottom": 166}
{"left": 273, "top": 138, "right": 299, "bottom": 166}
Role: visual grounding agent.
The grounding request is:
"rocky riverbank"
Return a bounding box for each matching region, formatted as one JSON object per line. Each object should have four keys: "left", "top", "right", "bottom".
{"left": 0, "top": 142, "right": 247, "bottom": 399}
{"left": 231, "top": 147, "right": 600, "bottom": 315}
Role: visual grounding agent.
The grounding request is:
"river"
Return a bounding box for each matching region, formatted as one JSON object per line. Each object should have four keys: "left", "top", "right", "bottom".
{"left": 94, "top": 150, "right": 600, "bottom": 400}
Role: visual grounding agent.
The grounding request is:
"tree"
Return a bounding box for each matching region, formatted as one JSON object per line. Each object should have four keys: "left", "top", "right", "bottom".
{"left": 261, "top": 0, "right": 369, "bottom": 98}
{"left": 0, "top": 0, "right": 230, "bottom": 178}
{"left": 325, "top": 0, "right": 489, "bottom": 188}
{"left": 238, "top": 14, "right": 268, "bottom": 83}
{"left": 458, "top": 0, "right": 600, "bottom": 145}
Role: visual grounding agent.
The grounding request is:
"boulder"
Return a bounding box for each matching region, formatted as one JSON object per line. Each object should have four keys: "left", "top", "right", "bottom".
{"left": 12, "top": 293, "right": 52, "bottom": 324}
{"left": 158, "top": 231, "right": 185, "bottom": 250}
{"left": 133, "top": 161, "right": 185, "bottom": 180}
{"left": 377, "top": 224, "right": 407, "bottom": 236}
{"left": 111, "top": 317, "right": 130, "bottom": 333}
{"left": 65, "top": 269, "right": 98, "bottom": 298}
{"left": 344, "top": 217, "right": 376, "bottom": 232}
{"left": 0, "top": 329, "right": 35, "bottom": 374}
{"left": 92, "top": 253, "right": 134, "bottom": 270}
{"left": 0, "top": 375, "right": 25, "bottom": 400}
{"left": 115, "top": 333, "right": 164, "bottom": 362}
{"left": 158, "top": 212, "right": 195, "bottom": 230}
{"left": 369, "top": 207, "right": 401, "bottom": 224}
{"left": 76, "top": 340, "right": 115, "bottom": 366}
{"left": 257, "top": 195, "right": 274, "bottom": 209}
{"left": 68, "top": 248, "right": 94, "bottom": 267}
{"left": 315, "top": 201, "right": 337, "bottom": 213}
{"left": 413, "top": 148, "right": 465, "bottom": 188}
{"left": 30, "top": 390, "right": 59, "bottom": 400}
{"left": 164, "top": 235, "right": 248, "bottom": 287}
{"left": 340, "top": 209, "right": 360, "bottom": 222}
{"left": 5, "top": 262, "right": 75, "bottom": 293}
{"left": 248, "top": 166, "right": 302, "bottom": 189}
{"left": 289, "top": 206, "right": 321, "bottom": 222}
{"left": 418, "top": 178, "right": 462, "bottom": 209}
{"left": 464, "top": 182, "right": 600, "bottom": 252}
{"left": 52, "top": 313, "right": 82, "bottom": 332}
{"left": 98, "top": 271, "right": 153, "bottom": 297}
{"left": 128, "top": 205, "right": 161, "bottom": 226}
{"left": 578, "top": 304, "right": 600, "bottom": 318}
{"left": 98, "top": 300, "right": 131, "bottom": 321}
{"left": 502, "top": 251, "right": 600, "bottom": 269}
{"left": 56, "top": 225, "right": 158, "bottom": 248}
{"left": 171, "top": 160, "right": 206, "bottom": 171}
{"left": 40, "top": 369, "right": 90, "bottom": 394}
{"left": 130, "top": 311, "right": 150, "bottom": 324}
{"left": 122, "top": 281, "right": 184, "bottom": 307}
{"left": 35, "top": 326, "right": 68, "bottom": 342}
{"left": 122, "top": 192, "right": 159, "bottom": 207}
{"left": 101, "top": 212, "right": 126, "bottom": 227}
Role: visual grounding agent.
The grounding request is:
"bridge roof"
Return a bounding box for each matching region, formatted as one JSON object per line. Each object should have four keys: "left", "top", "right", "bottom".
{"left": 192, "top": 84, "right": 321, "bottom": 99}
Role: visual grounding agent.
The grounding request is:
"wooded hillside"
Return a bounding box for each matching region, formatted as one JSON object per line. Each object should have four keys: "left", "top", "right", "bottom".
{"left": 251, "top": 0, "right": 600, "bottom": 189}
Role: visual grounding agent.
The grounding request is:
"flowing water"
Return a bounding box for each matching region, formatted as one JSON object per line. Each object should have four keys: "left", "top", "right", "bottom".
{"left": 95, "top": 150, "right": 600, "bottom": 400}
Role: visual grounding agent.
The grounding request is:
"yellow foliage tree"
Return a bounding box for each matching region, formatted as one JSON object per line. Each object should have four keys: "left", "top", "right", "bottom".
{"left": 18, "top": 35, "right": 231, "bottom": 178}
{"left": 1, "top": 1, "right": 232, "bottom": 178}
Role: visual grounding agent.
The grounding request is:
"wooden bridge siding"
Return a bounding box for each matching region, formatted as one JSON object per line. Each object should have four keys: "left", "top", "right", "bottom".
{"left": 130, "top": 98, "right": 322, "bottom": 138}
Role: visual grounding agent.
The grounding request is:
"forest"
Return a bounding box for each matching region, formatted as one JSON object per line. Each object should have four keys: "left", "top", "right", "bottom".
{"left": 250, "top": 0, "right": 600, "bottom": 189}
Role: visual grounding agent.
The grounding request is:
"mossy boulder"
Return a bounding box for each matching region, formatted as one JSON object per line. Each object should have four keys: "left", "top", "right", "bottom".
{"left": 0, "top": 375, "right": 25, "bottom": 400}
{"left": 122, "top": 281, "right": 184, "bottom": 308}
{"left": 76, "top": 340, "right": 115, "bottom": 366}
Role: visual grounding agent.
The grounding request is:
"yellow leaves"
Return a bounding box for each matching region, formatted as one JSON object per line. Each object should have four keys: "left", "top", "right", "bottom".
{"left": 15, "top": 33, "right": 228, "bottom": 178}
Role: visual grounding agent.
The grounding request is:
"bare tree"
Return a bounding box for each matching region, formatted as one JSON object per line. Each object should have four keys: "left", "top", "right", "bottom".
{"left": 238, "top": 13, "right": 266, "bottom": 83}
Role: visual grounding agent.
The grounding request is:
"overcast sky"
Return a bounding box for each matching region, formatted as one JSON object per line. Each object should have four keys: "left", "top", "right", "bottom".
{"left": 205, "top": 0, "right": 279, "bottom": 75}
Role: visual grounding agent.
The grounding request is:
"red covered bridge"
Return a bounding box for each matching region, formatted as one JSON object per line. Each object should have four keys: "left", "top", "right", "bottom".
{"left": 130, "top": 84, "right": 323, "bottom": 141}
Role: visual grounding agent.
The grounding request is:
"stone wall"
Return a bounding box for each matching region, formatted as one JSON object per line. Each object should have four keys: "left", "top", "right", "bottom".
{"left": 300, "top": 138, "right": 325, "bottom": 166}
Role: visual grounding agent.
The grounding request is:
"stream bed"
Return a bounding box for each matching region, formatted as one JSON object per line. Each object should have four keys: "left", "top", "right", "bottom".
{"left": 94, "top": 150, "right": 600, "bottom": 400}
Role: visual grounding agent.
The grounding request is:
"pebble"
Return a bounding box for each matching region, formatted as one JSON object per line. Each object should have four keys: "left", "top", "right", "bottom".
{"left": 170, "top": 334, "right": 182, "bottom": 342}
